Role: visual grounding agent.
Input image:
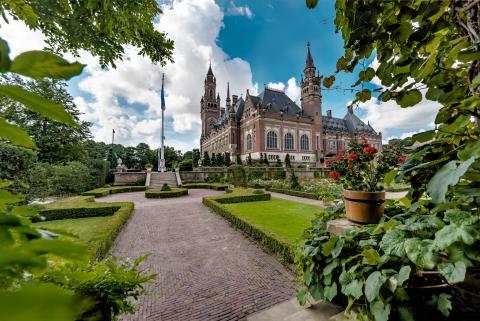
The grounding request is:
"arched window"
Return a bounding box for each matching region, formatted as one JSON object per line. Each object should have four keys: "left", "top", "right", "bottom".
{"left": 300, "top": 134, "right": 309, "bottom": 150}
{"left": 267, "top": 131, "right": 277, "bottom": 149}
{"left": 246, "top": 134, "right": 252, "bottom": 151}
{"left": 284, "top": 133, "right": 294, "bottom": 150}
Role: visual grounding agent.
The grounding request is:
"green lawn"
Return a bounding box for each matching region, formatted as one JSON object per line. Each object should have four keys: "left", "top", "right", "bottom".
{"left": 35, "top": 216, "right": 114, "bottom": 251}
{"left": 223, "top": 197, "right": 322, "bottom": 245}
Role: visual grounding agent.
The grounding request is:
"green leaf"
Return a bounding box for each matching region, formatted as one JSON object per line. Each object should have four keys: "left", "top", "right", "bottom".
{"left": 428, "top": 293, "right": 452, "bottom": 317}
{"left": 323, "top": 260, "right": 338, "bottom": 275}
{"left": 427, "top": 157, "right": 475, "bottom": 204}
{"left": 412, "top": 130, "right": 435, "bottom": 143}
{"left": 0, "top": 85, "right": 76, "bottom": 126}
{"left": 379, "top": 229, "right": 407, "bottom": 257}
{"left": 425, "top": 87, "right": 443, "bottom": 101}
{"left": 303, "top": 269, "right": 313, "bottom": 286}
{"left": 396, "top": 89, "right": 422, "bottom": 107}
{"left": 365, "top": 271, "right": 386, "bottom": 302}
{"left": 438, "top": 261, "right": 466, "bottom": 283}
{"left": 11, "top": 51, "right": 84, "bottom": 80}
{"left": 0, "top": 190, "right": 24, "bottom": 207}
{"left": 0, "top": 117, "right": 36, "bottom": 148}
{"left": 384, "top": 170, "right": 397, "bottom": 186}
{"left": 370, "top": 300, "right": 391, "bottom": 321}
{"left": 435, "top": 224, "right": 480, "bottom": 249}
{"left": 309, "top": 283, "right": 324, "bottom": 301}
{"left": 297, "top": 288, "right": 307, "bottom": 306}
{"left": 458, "top": 141, "right": 480, "bottom": 161}
{"left": 398, "top": 306, "right": 414, "bottom": 321}
{"left": 404, "top": 238, "right": 439, "bottom": 269}
{"left": 362, "top": 248, "right": 381, "bottom": 265}
{"left": 400, "top": 215, "right": 444, "bottom": 232}
{"left": 342, "top": 279, "right": 363, "bottom": 299}
{"left": 322, "top": 235, "right": 343, "bottom": 257}
{"left": 0, "top": 37, "right": 11, "bottom": 72}
{"left": 396, "top": 266, "right": 411, "bottom": 286}
{"left": 324, "top": 282, "right": 337, "bottom": 301}
{"left": 23, "top": 239, "right": 87, "bottom": 261}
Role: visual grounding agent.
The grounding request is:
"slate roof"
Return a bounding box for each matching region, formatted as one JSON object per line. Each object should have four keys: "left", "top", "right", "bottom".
{"left": 213, "top": 97, "right": 245, "bottom": 128}
{"left": 251, "top": 88, "right": 302, "bottom": 116}
{"left": 322, "top": 112, "right": 378, "bottom": 135}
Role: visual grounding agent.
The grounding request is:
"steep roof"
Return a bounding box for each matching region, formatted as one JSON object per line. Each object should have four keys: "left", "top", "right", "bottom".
{"left": 306, "top": 42, "right": 314, "bottom": 68}
{"left": 322, "top": 116, "right": 349, "bottom": 132}
{"left": 344, "top": 111, "right": 377, "bottom": 134}
{"left": 252, "top": 87, "right": 301, "bottom": 115}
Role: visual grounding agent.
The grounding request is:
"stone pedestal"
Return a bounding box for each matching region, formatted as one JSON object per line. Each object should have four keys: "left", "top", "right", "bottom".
{"left": 327, "top": 218, "right": 360, "bottom": 235}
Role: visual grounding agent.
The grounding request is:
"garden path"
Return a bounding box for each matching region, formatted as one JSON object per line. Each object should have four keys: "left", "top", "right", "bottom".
{"left": 97, "top": 189, "right": 296, "bottom": 321}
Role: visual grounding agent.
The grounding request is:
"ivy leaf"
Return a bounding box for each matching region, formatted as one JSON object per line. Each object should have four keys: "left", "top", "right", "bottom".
{"left": 370, "top": 300, "right": 391, "bottom": 321}
{"left": 428, "top": 293, "right": 452, "bottom": 317}
{"left": 309, "top": 283, "right": 324, "bottom": 301}
{"left": 0, "top": 117, "right": 36, "bottom": 148}
{"left": 365, "top": 271, "right": 386, "bottom": 302}
{"left": 379, "top": 229, "right": 407, "bottom": 257}
{"left": 323, "top": 259, "right": 338, "bottom": 275}
{"left": 396, "top": 266, "right": 411, "bottom": 287}
{"left": 324, "top": 282, "right": 337, "bottom": 301}
{"left": 0, "top": 85, "right": 76, "bottom": 126}
{"left": 0, "top": 37, "right": 11, "bottom": 72}
{"left": 404, "top": 238, "right": 439, "bottom": 269}
{"left": 297, "top": 288, "right": 307, "bottom": 306}
{"left": 362, "top": 248, "right": 381, "bottom": 265}
{"left": 11, "top": 51, "right": 84, "bottom": 80}
{"left": 343, "top": 279, "right": 363, "bottom": 299}
{"left": 303, "top": 269, "right": 313, "bottom": 286}
{"left": 322, "top": 235, "right": 344, "bottom": 257}
{"left": 427, "top": 157, "right": 475, "bottom": 204}
{"left": 438, "top": 261, "right": 466, "bottom": 283}
{"left": 396, "top": 89, "right": 422, "bottom": 107}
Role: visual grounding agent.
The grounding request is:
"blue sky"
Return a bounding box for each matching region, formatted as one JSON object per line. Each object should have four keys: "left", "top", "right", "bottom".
{"left": 1, "top": 0, "right": 440, "bottom": 151}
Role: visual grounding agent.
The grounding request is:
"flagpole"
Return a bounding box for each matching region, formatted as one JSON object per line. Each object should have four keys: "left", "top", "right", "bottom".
{"left": 111, "top": 129, "right": 116, "bottom": 169}
{"left": 159, "top": 73, "right": 166, "bottom": 172}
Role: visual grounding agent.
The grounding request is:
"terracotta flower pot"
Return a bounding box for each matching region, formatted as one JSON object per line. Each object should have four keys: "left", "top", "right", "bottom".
{"left": 343, "top": 189, "right": 385, "bottom": 224}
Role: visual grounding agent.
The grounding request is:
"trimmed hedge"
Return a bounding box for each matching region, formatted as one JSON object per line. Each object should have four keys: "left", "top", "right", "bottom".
{"left": 181, "top": 183, "right": 228, "bottom": 190}
{"left": 82, "top": 185, "right": 146, "bottom": 197}
{"left": 209, "top": 192, "right": 271, "bottom": 204}
{"left": 39, "top": 205, "right": 121, "bottom": 222}
{"left": 266, "top": 187, "right": 319, "bottom": 200}
{"left": 203, "top": 196, "right": 293, "bottom": 263}
{"left": 145, "top": 188, "right": 188, "bottom": 198}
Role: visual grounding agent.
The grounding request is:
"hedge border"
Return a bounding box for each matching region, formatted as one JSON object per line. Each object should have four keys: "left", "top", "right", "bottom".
{"left": 211, "top": 193, "right": 271, "bottom": 204}
{"left": 181, "top": 183, "right": 228, "bottom": 191}
{"left": 38, "top": 205, "right": 121, "bottom": 222}
{"left": 203, "top": 196, "right": 293, "bottom": 263}
{"left": 266, "top": 187, "right": 319, "bottom": 200}
{"left": 145, "top": 188, "right": 188, "bottom": 198}
{"left": 82, "top": 186, "right": 146, "bottom": 198}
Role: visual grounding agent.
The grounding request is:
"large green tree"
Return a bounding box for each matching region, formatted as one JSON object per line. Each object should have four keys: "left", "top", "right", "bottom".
{"left": 1, "top": 0, "right": 174, "bottom": 68}
{"left": 0, "top": 75, "right": 91, "bottom": 163}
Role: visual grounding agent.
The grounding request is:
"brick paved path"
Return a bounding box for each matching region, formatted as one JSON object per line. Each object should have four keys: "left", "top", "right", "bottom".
{"left": 98, "top": 189, "right": 296, "bottom": 321}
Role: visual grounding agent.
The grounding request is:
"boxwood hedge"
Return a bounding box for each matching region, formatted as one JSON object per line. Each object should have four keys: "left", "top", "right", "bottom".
{"left": 181, "top": 183, "right": 228, "bottom": 190}
{"left": 82, "top": 186, "right": 146, "bottom": 198}
{"left": 266, "top": 187, "right": 319, "bottom": 200}
{"left": 145, "top": 188, "right": 188, "bottom": 198}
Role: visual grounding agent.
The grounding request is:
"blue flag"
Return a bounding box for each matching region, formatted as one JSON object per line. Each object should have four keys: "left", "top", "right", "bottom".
{"left": 161, "top": 73, "right": 166, "bottom": 111}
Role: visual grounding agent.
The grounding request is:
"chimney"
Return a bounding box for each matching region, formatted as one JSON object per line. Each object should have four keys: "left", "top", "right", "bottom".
{"left": 232, "top": 95, "right": 238, "bottom": 106}
{"left": 327, "top": 110, "right": 332, "bottom": 118}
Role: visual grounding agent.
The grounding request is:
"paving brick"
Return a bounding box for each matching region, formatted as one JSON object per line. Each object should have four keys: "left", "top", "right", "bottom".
{"left": 98, "top": 189, "right": 296, "bottom": 321}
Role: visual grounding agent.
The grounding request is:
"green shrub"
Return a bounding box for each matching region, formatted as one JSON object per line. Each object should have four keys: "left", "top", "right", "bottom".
{"left": 182, "top": 183, "right": 228, "bottom": 190}
{"left": 51, "top": 161, "right": 92, "bottom": 195}
{"left": 38, "top": 205, "right": 121, "bottom": 222}
{"left": 227, "top": 164, "right": 247, "bottom": 187}
{"left": 86, "top": 158, "right": 109, "bottom": 189}
{"left": 209, "top": 192, "right": 270, "bottom": 204}
{"left": 290, "top": 171, "right": 300, "bottom": 190}
{"left": 161, "top": 183, "right": 171, "bottom": 191}
{"left": 0, "top": 142, "right": 37, "bottom": 182}
{"left": 266, "top": 187, "right": 318, "bottom": 200}
{"left": 179, "top": 159, "right": 193, "bottom": 171}
{"left": 274, "top": 171, "right": 286, "bottom": 180}
{"left": 145, "top": 188, "right": 188, "bottom": 198}
{"left": 252, "top": 189, "right": 264, "bottom": 195}
{"left": 206, "top": 173, "right": 224, "bottom": 183}
{"left": 248, "top": 170, "right": 264, "bottom": 180}
{"left": 83, "top": 186, "right": 146, "bottom": 197}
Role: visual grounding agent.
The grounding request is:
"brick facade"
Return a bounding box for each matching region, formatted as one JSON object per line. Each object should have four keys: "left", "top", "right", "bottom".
{"left": 200, "top": 44, "right": 382, "bottom": 167}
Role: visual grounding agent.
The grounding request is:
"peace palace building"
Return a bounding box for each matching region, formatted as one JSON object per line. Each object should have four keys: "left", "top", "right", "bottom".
{"left": 200, "top": 44, "right": 382, "bottom": 167}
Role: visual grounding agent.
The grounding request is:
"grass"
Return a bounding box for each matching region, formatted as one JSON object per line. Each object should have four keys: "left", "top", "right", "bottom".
{"left": 34, "top": 196, "right": 134, "bottom": 260}
{"left": 222, "top": 197, "right": 321, "bottom": 245}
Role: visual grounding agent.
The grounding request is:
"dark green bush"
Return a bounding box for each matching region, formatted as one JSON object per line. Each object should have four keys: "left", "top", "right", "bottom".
{"left": 252, "top": 189, "right": 264, "bottom": 195}
{"left": 38, "top": 205, "right": 121, "bottom": 222}
{"left": 182, "top": 183, "right": 228, "bottom": 190}
{"left": 205, "top": 173, "right": 224, "bottom": 183}
{"left": 211, "top": 193, "right": 270, "bottom": 204}
{"left": 248, "top": 170, "right": 264, "bottom": 180}
{"left": 266, "top": 187, "right": 318, "bottom": 200}
{"left": 179, "top": 159, "right": 193, "bottom": 171}
{"left": 145, "top": 188, "right": 188, "bottom": 198}
{"left": 290, "top": 171, "right": 300, "bottom": 190}
{"left": 161, "top": 183, "right": 171, "bottom": 191}
{"left": 227, "top": 164, "right": 247, "bottom": 187}
{"left": 83, "top": 186, "right": 147, "bottom": 197}
{"left": 86, "top": 158, "right": 109, "bottom": 189}
{"left": 51, "top": 161, "right": 92, "bottom": 195}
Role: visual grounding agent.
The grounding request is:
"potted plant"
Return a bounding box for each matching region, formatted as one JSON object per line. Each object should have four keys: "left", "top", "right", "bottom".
{"left": 144, "top": 163, "right": 153, "bottom": 172}
{"left": 326, "top": 139, "right": 389, "bottom": 224}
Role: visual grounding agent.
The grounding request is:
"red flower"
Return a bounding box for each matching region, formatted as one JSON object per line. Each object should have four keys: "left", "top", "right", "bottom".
{"left": 348, "top": 152, "right": 358, "bottom": 161}
{"left": 339, "top": 148, "right": 347, "bottom": 153}
{"left": 325, "top": 159, "right": 331, "bottom": 166}
{"left": 398, "top": 155, "right": 407, "bottom": 164}
{"left": 363, "top": 146, "right": 378, "bottom": 155}
{"left": 347, "top": 162, "right": 353, "bottom": 169}
{"left": 329, "top": 170, "right": 341, "bottom": 181}
{"left": 336, "top": 155, "right": 344, "bottom": 161}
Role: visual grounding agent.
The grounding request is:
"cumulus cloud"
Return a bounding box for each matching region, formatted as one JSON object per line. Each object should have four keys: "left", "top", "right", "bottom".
{"left": 226, "top": 1, "right": 254, "bottom": 19}
{"left": 267, "top": 77, "right": 301, "bottom": 103}
{"left": 386, "top": 129, "right": 427, "bottom": 143}
{"left": 1, "top": 0, "right": 257, "bottom": 151}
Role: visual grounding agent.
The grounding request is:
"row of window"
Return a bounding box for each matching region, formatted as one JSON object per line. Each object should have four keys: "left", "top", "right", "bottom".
{"left": 264, "top": 132, "right": 309, "bottom": 150}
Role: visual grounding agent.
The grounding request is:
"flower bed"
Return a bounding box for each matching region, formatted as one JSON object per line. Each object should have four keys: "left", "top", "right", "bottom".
{"left": 82, "top": 185, "right": 147, "bottom": 197}
{"left": 145, "top": 188, "right": 188, "bottom": 198}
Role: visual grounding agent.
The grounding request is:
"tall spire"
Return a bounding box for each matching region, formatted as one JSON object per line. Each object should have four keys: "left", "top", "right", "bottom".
{"left": 226, "top": 82, "right": 231, "bottom": 106}
{"left": 306, "top": 42, "right": 314, "bottom": 68}
{"left": 207, "top": 61, "right": 214, "bottom": 76}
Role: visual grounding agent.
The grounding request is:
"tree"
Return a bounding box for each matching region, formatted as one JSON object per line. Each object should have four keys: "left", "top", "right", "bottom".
{"left": 260, "top": 153, "right": 264, "bottom": 164}
{"left": 134, "top": 143, "right": 154, "bottom": 169}
{"left": 285, "top": 153, "right": 291, "bottom": 168}
{"left": 192, "top": 148, "right": 201, "bottom": 167}
{"left": 236, "top": 154, "right": 242, "bottom": 165}
{"left": 203, "top": 151, "right": 211, "bottom": 166}
{"left": 211, "top": 152, "right": 217, "bottom": 166}
{"left": 247, "top": 153, "right": 253, "bottom": 166}
{"left": 224, "top": 152, "right": 231, "bottom": 166}
{"left": 264, "top": 153, "right": 270, "bottom": 166}
{"left": 0, "top": 75, "right": 91, "bottom": 163}
{"left": 1, "top": 0, "right": 174, "bottom": 68}
{"left": 276, "top": 155, "right": 282, "bottom": 167}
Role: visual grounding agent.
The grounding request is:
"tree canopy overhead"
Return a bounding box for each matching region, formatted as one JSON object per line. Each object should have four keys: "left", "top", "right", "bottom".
{"left": 1, "top": 0, "right": 174, "bottom": 67}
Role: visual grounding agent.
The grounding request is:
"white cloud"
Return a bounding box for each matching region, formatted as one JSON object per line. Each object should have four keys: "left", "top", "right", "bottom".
{"left": 385, "top": 129, "right": 426, "bottom": 143}
{"left": 1, "top": 0, "right": 257, "bottom": 151}
{"left": 267, "top": 77, "right": 301, "bottom": 103}
{"left": 226, "top": 1, "right": 254, "bottom": 19}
